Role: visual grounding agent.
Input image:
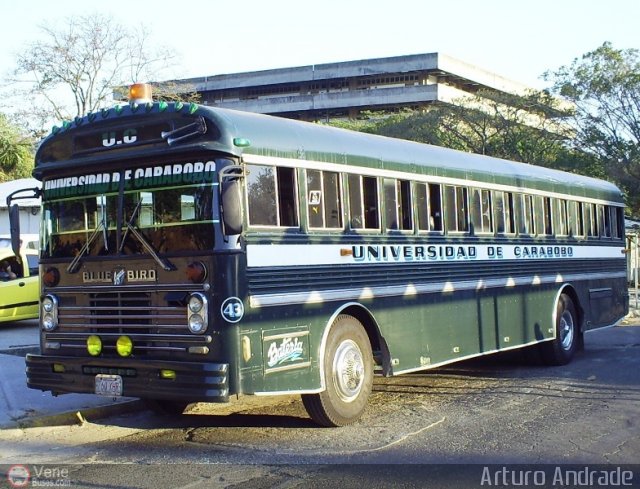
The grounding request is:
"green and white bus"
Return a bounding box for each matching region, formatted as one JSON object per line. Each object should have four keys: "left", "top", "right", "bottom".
{"left": 19, "top": 84, "right": 628, "bottom": 426}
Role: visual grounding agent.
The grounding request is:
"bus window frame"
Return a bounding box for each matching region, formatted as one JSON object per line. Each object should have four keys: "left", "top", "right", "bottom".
{"left": 245, "top": 163, "right": 300, "bottom": 230}
{"left": 416, "top": 182, "right": 444, "bottom": 235}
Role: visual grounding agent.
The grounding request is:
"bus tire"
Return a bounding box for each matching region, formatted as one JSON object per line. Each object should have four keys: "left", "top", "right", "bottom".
{"left": 302, "top": 315, "right": 373, "bottom": 427}
{"left": 144, "top": 399, "right": 189, "bottom": 415}
{"left": 540, "top": 293, "right": 578, "bottom": 366}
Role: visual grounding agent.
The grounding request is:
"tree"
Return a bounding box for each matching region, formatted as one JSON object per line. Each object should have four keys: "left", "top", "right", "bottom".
{"left": 6, "top": 13, "right": 180, "bottom": 137}
{"left": 336, "top": 89, "right": 602, "bottom": 176}
{"left": 0, "top": 113, "right": 34, "bottom": 182}
{"left": 545, "top": 42, "right": 640, "bottom": 217}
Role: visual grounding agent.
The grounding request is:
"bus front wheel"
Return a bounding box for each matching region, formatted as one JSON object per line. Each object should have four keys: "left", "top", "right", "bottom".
{"left": 302, "top": 315, "right": 373, "bottom": 427}
{"left": 540, "top": 293, "right": 579, "bottom": 366}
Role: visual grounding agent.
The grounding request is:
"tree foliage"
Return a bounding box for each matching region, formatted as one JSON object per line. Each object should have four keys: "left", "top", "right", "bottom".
{"left": 546, "top": 42, "right": 640, "bottom": 216}
{"left": 7, "top": 13, "right": 181, "bottom": 137}
{"left": 0, "top": 114, "right": 34, "bottom": 182}
{"left": 330, "top": 89, "right": 604, "bottom": 182}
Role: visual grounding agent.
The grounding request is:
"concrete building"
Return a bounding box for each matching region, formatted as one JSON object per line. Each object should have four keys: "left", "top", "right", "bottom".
{"left": 171, "top": 52, "right": 536, "bottom": 121}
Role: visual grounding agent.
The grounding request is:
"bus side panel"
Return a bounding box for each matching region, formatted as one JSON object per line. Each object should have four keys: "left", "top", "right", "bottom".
{"left": 583, "top": 276, "right": 628, "bottom": 329}
{"left": 238, "top": 304, "right": 321, "bottom": 395}
{"left": 372, "top": 286, "right": 558, "bottom": 373}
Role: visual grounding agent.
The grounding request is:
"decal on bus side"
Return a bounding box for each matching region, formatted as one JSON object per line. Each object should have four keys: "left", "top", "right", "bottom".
{"left": 263, "top": 330, "right": 311, "bottom": 374}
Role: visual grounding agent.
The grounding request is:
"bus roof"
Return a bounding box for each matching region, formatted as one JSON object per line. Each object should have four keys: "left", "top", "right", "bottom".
{"left": 35, "top": 101, "right": 624, "bottom": 204}
{"left": 205, "top": 107, "right": 623, "bottom": 204}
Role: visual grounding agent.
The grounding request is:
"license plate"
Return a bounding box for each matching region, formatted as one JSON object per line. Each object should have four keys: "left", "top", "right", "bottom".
{"left": 95, "top": 374, "right": 123, "bottom": 397}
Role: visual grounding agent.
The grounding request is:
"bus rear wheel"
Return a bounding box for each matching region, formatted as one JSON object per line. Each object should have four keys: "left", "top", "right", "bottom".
{"left": 540, "top": 293, "right": 579, "bottom": 366}
{"left": 302, "top": 315, "right": 373, "bottom": 427}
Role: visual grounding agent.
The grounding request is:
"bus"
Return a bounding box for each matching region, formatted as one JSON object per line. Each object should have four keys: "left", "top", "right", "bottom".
{"left": 16, "top": 84, "right": 628, "bottom": 427}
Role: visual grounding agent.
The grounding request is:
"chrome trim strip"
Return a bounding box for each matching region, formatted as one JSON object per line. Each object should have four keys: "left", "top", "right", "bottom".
{"left": 249, "top": 271, "right": 627, "bottom": 308}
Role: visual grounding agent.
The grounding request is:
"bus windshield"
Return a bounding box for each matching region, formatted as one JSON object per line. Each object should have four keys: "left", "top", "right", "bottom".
{"left": 42, "top": 183, "right": 215, "bottom": 259}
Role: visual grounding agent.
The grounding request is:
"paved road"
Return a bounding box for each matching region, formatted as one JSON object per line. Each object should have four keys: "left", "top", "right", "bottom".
{"left": 1, "top": 320, "right": 639, "bottom": 488}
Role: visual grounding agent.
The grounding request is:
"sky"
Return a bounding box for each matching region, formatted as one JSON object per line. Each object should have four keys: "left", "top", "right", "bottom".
{"left": 0, "top": 0, "right": 638, "bottom": 92}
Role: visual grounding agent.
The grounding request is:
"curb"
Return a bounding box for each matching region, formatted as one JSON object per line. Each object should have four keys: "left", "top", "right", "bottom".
{"left": 8, "top": 399, "right": 146, "bottom": 429}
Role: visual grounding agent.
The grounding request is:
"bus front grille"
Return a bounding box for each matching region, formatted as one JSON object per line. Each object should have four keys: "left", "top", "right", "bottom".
{"left": 45, "top": 290, "right": 210, "bottom": 358}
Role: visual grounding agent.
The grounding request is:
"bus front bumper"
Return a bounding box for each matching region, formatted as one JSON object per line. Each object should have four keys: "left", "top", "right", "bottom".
{"left": 25, "top": 354, "right": 230, "bottom": 403}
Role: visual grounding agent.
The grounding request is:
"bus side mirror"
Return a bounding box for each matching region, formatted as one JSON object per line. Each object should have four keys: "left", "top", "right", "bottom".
{"left": 221, "top": 179, "right": 243, "bottom": 235}
{"left": 9, "top": 204, "right": 21, "bottom": 256}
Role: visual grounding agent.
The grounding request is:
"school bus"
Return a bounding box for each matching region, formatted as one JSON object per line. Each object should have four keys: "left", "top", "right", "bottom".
{"left": 16, "top": 84, "right": 628, "bottom": 426}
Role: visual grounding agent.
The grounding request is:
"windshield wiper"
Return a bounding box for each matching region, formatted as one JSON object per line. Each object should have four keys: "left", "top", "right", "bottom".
{"left": 67, "top": 221, "right": 105, "bottom": 273}
{"left": 67, "top": 200, "right": 109, "bottom": 273}
{"left": 119, "top": 200, "right": 176, "bottom": 271}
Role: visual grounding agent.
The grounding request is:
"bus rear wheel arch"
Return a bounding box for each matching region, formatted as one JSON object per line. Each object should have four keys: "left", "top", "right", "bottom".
{"left": 302, "top": 314, "right": 374, "bottom": 427}
{"left": 540, "top": 292, "right": 580, "bottom": 365}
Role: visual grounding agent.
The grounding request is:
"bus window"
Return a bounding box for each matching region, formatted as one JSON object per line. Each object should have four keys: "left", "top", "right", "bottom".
{"left": 597, "top": 205, "right": 607, "bottom": 238}
{"left": 612, "top": 207, "right": 624, "bottom": 239}
{"left": 418, "top": 183, "right": 443, "bottom": 232}
{"left": 567, "top": 201, "right": 578, "bottom": 237}
{"left": 602, "top": 205, "right": 612, "bottom": 238}
{"left": 307, "top": 169, "right": 342, "bottom": 229}
{"left": 247, "top": 164, "right": 276, "bottom": 226}
{"left": 348, "top": 174, "right": 379, "bottom": 230}
{"left": 429, "top": 184, "right": 443, "bottom": 231}
{"left": 519, "top": 194, "right": 534, "bottom": 236}
{"left": 555, "top": 199, "right": 568, "bottom": 236}
{"left": 532, "top": 196, "right": 552, "bottom": 236}
{"left": 575, "top": 202, "right": 585, "bottom": 237}
{"left": 363, "top": 176, "right": 379, "bottom": 229}
{"left": 494, "top": 191, "right": 515, "bottom": 235}
{"left": 543, "top": 198, "right": 553, "bottom": 236}
{"left": 445, "top": 185, "right": 469, "bottom": 233}
{"left": 471, "top": 188, "right": 492, "bottom": 234}
{"left": 247, "top": 164, "right": 298, "bottom": 227}
{"left": 384, "top": 179, "right": 412, "bottom": 231}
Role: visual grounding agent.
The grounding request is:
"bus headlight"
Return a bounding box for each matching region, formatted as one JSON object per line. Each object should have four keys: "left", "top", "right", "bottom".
{"left": 188, "top": 295, "right": 204, "bottom": 313}
{"left": 187, "top": 293, "right": 208, "bottom": 334}
{"left": 188, "top": 314, "right": 205, "bottom": 334}
{"left": 41, "top": 295, "right": 59, "bottom": 331}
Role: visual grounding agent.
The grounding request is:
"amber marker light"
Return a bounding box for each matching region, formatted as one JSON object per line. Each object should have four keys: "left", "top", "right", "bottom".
{"left": 128, "top": 83, "right": 153, "bottom": 103}
{"left": 43, "top": 267, "right": 60, "bottom": 287}
{"left": 186, "top": 261, "right": 207, "bottom": 283}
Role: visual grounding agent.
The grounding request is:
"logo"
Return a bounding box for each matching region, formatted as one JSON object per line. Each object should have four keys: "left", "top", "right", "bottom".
{"left": 113, "top": 268, "right": 126, "bottom": 286}
{"left": 267, "top": 337, "right": 305, "bottom": 368}
{"left": 6, "top": 465, "right": 30, "bottom": 488}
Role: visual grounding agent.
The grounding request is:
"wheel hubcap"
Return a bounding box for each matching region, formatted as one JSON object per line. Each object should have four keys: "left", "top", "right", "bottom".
{"left": 560, "top": 310, "right": 574, "bottom": 350}
{"left": 332, "top": 339, "right": 365, "bottom": 402}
